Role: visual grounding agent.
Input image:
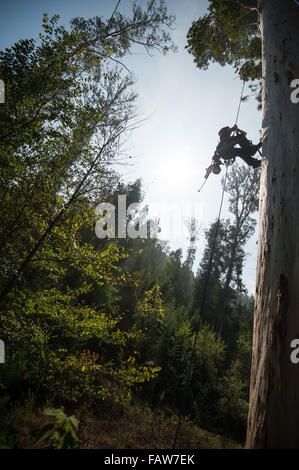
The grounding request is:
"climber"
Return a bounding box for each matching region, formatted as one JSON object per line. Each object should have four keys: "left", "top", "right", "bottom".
{"left": 214, "top": 124, "right": 262, "bottom": 168}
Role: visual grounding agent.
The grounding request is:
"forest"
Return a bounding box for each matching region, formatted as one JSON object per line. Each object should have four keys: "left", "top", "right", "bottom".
{"left": 1, "top": 0, "right": 298, "bottom": 450}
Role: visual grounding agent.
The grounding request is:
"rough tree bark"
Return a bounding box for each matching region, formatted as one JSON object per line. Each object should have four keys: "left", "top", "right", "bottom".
{"left": 246, "top": 0, "right": 299, "bottom": 448}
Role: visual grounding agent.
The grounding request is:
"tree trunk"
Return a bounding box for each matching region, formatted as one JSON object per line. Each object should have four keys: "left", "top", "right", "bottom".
{"left": 246, "top": 0, "right": 299, "bottom": 448}
{"left": 224, "top": 236, "right": 238, "bottom": 290}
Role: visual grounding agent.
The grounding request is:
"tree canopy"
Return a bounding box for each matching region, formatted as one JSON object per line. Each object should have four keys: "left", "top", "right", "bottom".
{"left": 186, "top": 0, "right": 262, "bottom": 105}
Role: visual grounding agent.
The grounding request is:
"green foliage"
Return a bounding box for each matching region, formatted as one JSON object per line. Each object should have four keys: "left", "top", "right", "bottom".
{"left": 0, "top": 406, "right": 81, "bottom": 449}
{"left": 216, "top": 333, "right": 252, "bottom": 439}
{"left": 0, "top": 3, "right": 177, "bottom": 422}
{"left": 31, "top": 407, "right": 81, "bottom": 449}
{"left": 222, "top": 164, "right": 259, "bottom": 292}
{"left": 190, "top": 163, "right": 258, "bottom": 345}
{"left": 0, "top": 1, "right": 176, "bottom": 302}
{"left": 136, "top": 285, "right": 164, "bottom": 339}
{"left": 0, "top": 282, "right": 159, "bottom": 406}
{"left": 160, "top": 249, "right": 194, "bottom": 308}
{"left": 189, "top": 324, "right": 226, "bottom": 422}
{"left": 186, "top": 0, "right": 262, "bottom": 106}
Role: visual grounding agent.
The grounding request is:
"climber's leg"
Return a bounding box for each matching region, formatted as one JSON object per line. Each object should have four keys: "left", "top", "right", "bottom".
{"left": 233, "top": 147, "right": 261, "bottom": 167}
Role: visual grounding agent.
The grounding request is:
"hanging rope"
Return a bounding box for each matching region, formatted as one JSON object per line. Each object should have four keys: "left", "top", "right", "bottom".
{"left": 173, "top": 80, "right": 246, "bottom": 449}
{"left": 198, "top": 80, "right": 246, "bottom": 194}
{"left": 173, "top": 163, "right": 229, "bottom": 449}
{"left": 234, "top": 80, "right": 246, "bottom": 127}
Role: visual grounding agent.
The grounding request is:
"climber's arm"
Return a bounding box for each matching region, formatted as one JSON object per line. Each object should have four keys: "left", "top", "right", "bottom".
{"left": 230, "top": 124, "right": 247, "bottom": 136}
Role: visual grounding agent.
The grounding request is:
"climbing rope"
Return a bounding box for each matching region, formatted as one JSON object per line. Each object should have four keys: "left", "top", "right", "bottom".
{"left": 198, "top": 80, "right": 246, "bottom": 194}
{"left": 173, "top": 80, "right": 246, "bottom": 449}
{"left": 173, "top": 163, "right": 229, "bottom": 449}
{"left": 234, "top": 80, "right": 246, "bottom": 127}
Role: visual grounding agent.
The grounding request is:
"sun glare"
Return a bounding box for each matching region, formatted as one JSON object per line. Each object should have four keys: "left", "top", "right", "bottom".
{"left": 156, "top": 152, "right": 190, "bottom": 190}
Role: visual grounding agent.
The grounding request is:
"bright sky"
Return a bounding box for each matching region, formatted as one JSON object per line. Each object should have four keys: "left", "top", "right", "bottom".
{"left": 0, "top": 0, "right": 262, "bottom": 295}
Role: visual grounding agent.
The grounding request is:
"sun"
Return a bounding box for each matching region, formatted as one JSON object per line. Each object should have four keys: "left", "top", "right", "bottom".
{"left": 156, "top": 152, "right": 191, "bottom": 189}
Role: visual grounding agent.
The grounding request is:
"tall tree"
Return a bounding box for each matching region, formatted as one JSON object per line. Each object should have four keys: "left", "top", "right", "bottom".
{"left": 246, "top": 1, "right": 299, "bottom": 449}
{"left": 184, "top": 217, "right": 202, "bottom": 271}
{"left": 190, "top": 219, "right": 230, "bottom": 331}
{"left": 223, "top": 164, "right": 259, "bottom": 292}
{"left": 187, "top": 0, "right": 299, "bottom": 448}
{"left": 0, "top": 1, "right": 176, "bottom": 303}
